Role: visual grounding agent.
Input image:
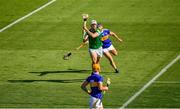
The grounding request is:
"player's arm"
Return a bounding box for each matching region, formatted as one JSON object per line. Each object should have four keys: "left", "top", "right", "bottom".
{"left": 97, "top": 82, "right": 108, "bottom": 91}
{"left": 81, "top": 81, "right": 91, "bottom": 95}
{"left": 83, "top": 21, "right": 99, "bottom": 38}
{"left": 110, "top": 31, "right": 123, "bottom": 42}
{"left": 83, "top": 34, "right": 89, "bottom": 42}
{"left": 84, "top": 28, "right": 99, "bottom": 38}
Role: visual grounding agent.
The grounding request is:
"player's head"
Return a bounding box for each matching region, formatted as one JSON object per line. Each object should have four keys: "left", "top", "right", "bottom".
{"left": 92, "top": 64, "right": 100, "bottom": 72}
{"left": 97, "top": 23, "right": 103, "bottom": 30}
{"left": 91, "top": 20, "right": 97, "bottom": 29}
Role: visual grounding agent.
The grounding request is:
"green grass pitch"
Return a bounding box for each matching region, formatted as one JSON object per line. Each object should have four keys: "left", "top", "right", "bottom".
{"left": 0, "top": 0, "right": 180, "bottom": 108}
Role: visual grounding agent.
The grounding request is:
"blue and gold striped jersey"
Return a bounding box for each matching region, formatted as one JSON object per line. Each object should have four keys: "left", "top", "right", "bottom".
{"left": 101, "top": 29, "right": 112, "bottom": 48}
{"left": 86, "top": 72, "right": 103, "bottom": 99}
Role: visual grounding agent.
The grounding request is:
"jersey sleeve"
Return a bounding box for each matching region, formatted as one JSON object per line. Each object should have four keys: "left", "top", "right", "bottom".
{"left": 104, "top": 29, "right": 110, "bottom": 34}
{"left": 107, "top": 29, "right": 110, "bottom": 34}
{"left": 97, "top": 76, "right": 103, "bottom": 83}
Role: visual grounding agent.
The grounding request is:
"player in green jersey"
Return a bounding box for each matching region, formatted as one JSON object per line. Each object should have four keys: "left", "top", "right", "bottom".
{"left": 83, "top": 19, "right": 103, "bottom": 70}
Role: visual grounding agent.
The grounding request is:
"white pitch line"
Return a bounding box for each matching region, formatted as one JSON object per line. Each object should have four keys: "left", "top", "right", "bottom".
{"left": 155, "top": 81, "right": 180, "bottom": 84}
{"left": 120, "top": 54, "right": 180, "bottom": 109}
{"left": 0, "top": 0, "right": 56, "bottom": 33}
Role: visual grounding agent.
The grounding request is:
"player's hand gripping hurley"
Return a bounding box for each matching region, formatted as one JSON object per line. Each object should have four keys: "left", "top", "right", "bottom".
{"left": 104, "top": 78, "right": 111, "bottom": 94}
{"left": 106, "top": 78, "right": 111, "bottom": 87}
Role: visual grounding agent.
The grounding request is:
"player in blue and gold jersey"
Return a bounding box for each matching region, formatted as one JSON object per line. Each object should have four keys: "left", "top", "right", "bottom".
{"left": 81, "top": 64, "right": 109, "bottom": 109}
{"left": 98, "top": 23, "right": 123, "bottom": 73}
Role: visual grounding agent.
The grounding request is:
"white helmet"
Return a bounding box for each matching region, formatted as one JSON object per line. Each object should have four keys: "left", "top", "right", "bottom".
{"left": 91, "top": 20, "right": 97, "bottom": 25}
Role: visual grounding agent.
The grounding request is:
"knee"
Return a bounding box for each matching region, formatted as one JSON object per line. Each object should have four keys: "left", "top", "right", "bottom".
{"left": 110, "top": 50, "right": 118, "bottom": 56}
{"left": 113, "top": 52, "right": 118, "bottom": 56}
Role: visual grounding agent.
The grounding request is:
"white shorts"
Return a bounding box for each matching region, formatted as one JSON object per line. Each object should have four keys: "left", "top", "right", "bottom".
{"left": 90, "top": 96, "right": 103, "bottom": 109}
{"left": 89, "top": 47, "right": 103, "bottom": 57}
{"left": 103, "top": 45, "right": 115, "bottom": 53}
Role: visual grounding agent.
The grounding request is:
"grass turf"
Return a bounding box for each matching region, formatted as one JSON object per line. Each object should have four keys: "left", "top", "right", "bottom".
{"left": 0, "top": 0, "right": 180, "bottom": 108}
{"left": 128, "top": 58, "right": 180, "bottom": 108}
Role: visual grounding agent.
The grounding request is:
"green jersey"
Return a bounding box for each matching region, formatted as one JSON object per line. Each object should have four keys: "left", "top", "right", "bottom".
{"left": 87, "top": 29, "right": 103, "bottom": 49}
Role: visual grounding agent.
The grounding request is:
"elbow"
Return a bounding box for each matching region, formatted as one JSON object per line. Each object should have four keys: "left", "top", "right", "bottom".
{"left": 110, "top": 32, "right": 115, "bottom": 36}
{"left": 110, "top": 31, "right": 116, "bottom": 36}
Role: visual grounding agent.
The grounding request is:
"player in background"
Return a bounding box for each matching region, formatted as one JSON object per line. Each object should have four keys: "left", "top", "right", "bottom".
{"left": 81, "top": 64, "right": 109, "bottom": 109}
{"left": 83, "top": 19, "right": 103, "bottom": 70}
{"left": 98, "top": 23, "right": 123, "bottom": 73}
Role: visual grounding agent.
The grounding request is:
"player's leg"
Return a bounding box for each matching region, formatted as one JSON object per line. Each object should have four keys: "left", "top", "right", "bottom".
{"left": 96, "top": 47, "right": 103, "bottom": 64}
{"left": 89, "top": 49, "right": 98, "bottom": 64}
{"left": 89, "top": 49, "right": 98, "bottom": 70}
{"left": 96, "top": 56, "right": 101, "bottom": 65}
{"left": 96, "top": 99, "right": 103, "bottom": 109}
{"left": 108, "top": 45, "right": 120, "bottom": 73}
{"left": 90, "top": 96, "right": 103, "bottom": 109}
{"left": 110, "top": 49, "right": 118, "bottom": 56}
{"left": 96, "top": 47, "right": 103, "bottom": 71}
{"left": 104, "top": 51, "right": 117, "bottom": 69}
{"left": 90, "top": 96, "right": 98, "bottom": 109}
{"left": 89, "top": 96, "right": 94, "bottom": 109}
{"left": 109, "top": 45, "right": 118, "bottom": 56}
{"left": 103, "top": 50, "right": 119, "bottom": 73}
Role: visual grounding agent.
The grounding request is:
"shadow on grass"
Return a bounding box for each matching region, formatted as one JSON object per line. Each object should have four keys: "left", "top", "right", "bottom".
{"left": 8, "top": 79, "right": 84, "bottom": 83}
{"left": 100, "top": 72, "right": 117, "bottom": 75}
{"left": 29, "top": 69, "right": 91, "bottom": 76}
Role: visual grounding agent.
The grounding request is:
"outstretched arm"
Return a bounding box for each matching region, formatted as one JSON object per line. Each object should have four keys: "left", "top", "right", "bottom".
{"left": 83, "top": 21, "right": 99, "bottom": 38}
{"left": 110, "top": 31, "right": 123, "bottom": 42}
{"left": 84, "top": 28, "right": 99, "bottom": 38}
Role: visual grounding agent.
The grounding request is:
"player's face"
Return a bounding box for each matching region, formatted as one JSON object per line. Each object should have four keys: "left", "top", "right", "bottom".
{"left": 91, "top": 24, "right": 97, "bottom": 29}
{"left": 98, "top": 25, "right": 103, "bottom": 30}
